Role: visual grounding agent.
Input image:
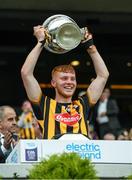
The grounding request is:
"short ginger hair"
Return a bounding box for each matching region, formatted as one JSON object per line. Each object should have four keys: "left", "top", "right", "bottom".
{"left": 51, "top": 64, "right": 75, "bottom": 78}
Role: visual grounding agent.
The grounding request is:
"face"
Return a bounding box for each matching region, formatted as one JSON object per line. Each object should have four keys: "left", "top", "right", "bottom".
{"left": 100, "top": 88, "right": 110, "bottom": 101}
{"left": 22, "top": 101, "right": 32, "bottom": 112}
{"left": 51, "top": 71, "right": 77, "bottom": 98}
{"left": 104, "top": 88, "right": 110, "bottom": 95}
{"left": 103, "top": 133, "right": 116, "bottom": 140}
{"left": 0, "top": 107, "right": 17, "bottom": 134}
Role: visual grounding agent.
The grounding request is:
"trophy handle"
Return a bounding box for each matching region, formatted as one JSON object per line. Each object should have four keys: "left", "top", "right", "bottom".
{"left": 44, "top": 29, "right": 52, "bottom": 45}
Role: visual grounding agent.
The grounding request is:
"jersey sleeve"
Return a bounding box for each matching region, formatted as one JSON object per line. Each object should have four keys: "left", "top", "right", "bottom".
{"left": 78, "top": 94, "right": 94, "bottom": 123}
{"left": 30, "top": 93, "right": 45, "bottom": 120}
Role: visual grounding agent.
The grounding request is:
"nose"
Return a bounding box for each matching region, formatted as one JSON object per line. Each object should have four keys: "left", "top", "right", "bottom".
{"left": 67, "top": 77, "right": 75, "bottom": 84}
{"left": 67, "top": 79, "right": 72, "bottom": 84}
{"left": 12, "top": 117, "right": 17, "bottom": 125}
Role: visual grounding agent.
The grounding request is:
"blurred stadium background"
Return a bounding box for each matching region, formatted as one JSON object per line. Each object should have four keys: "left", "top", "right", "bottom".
{"left": 0, "top": 0, "right": 132, "bottom": 128}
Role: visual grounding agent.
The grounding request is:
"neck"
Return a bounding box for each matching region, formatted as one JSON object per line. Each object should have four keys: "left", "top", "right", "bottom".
{"left": 55, "top": 95, "right": 72, "bottom": 103}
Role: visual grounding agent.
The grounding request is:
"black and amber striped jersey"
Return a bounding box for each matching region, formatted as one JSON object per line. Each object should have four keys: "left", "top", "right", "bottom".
{"left": 31, "top": 94, "right": 92, "bottom": 139}
{"left": 17, "top": 111, "right": 36, "bottom": 139}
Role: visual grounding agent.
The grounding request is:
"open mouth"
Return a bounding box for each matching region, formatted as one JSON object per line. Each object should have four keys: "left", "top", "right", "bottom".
{"left": 64, "top": 86, "right": 74, "bottom": 90}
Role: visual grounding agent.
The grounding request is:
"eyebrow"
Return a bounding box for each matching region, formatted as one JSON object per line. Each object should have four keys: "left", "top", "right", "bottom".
{"left": 6, "top": 116, "right": 17, "bottom": 119}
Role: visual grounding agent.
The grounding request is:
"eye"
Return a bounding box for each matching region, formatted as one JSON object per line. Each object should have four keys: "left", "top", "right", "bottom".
{"left": 61, "top": 76, "right": 68, "bottom": 81}
{"left": 7, "top": 117, "right": 14, "bottom": 121}
{"left": 7, "top": 117, "right": 17, "bottom": 121}
{"left": 71, "top": 77, "right": 76, "bottom": 81}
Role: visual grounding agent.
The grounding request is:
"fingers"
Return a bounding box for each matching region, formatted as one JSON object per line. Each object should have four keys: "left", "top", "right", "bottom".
{"left": 33, "top": 25, "right": 47, "bottom": 34}
{"left": 4, "top": 131, "right": 13, "bottom": 149}
{"left": 33, "top": 25, "right": 43, "bottom": 31}
{"left": 33, "top": 25, "right": 48, "bottom": 42}
{"left": 84, "top": 27, "right": 92, "bottom": 40}
{"left": 84, "top": 27, "right": 89, "bottom": 35}
{"left": 33, "top": 25, "right": 43, "bottom": 35}
{"left": 81, "top": 27, "right": 93, "bottom": 44}
{"left": 4, "top": 131, "right": 13, "bottom": 142}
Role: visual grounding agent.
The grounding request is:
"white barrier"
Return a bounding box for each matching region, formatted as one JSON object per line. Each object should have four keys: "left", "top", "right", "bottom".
{"left": 6, "top": 139, "right": 132, "bottom": 164}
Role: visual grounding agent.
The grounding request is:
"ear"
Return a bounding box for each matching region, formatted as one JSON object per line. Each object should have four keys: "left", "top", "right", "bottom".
{"left": 51, "top": 79, "right": 56, "bottom": 88}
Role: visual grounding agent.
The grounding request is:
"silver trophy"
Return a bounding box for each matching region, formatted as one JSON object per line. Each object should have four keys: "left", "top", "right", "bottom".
{"left": 43, "top": 14, "right": 86, "bottom": 54}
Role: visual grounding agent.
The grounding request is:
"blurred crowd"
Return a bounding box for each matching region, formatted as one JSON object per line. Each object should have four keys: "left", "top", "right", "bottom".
{"left": 88, "top": 124, "right": 132, "bottom": 140}
{"left": 88, "top": 88, "right": 132, "bottom": 140}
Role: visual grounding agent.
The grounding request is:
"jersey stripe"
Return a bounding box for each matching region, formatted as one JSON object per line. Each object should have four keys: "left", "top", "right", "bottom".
{"left": 43, "top": 97, "right": 50, "bottom": 139}
{"left": 48, "top": 99, "right": 56, "bottom": 139}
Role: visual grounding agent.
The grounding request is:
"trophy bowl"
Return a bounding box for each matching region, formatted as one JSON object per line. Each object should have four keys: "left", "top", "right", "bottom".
{"left": 43, "top": 14, "right": 83, "bottom": 54}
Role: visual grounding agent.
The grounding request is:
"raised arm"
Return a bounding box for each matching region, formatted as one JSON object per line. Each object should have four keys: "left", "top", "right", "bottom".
{"left": 87, "top": 45, "right": 109, "bottom": 105}
{"left": 83, "top": 32, "right": 109, "bottom": 105}
{"left": 21, "top": 26, "right": 46, "bottom": 102}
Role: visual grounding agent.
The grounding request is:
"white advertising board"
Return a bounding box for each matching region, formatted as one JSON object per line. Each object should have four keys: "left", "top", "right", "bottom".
{"left": 6, "top": 140, "right": 42, "bottom": 163}
{"left": 42, "top": 140, "right": 132, "bottom": 163}
{"left": 6, "top": 139, "right": 132, "bottom": 164}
